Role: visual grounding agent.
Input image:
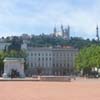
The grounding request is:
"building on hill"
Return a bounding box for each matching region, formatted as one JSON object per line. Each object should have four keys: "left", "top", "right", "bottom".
{"left": 53, "top": 25, "right": 70, "bottom": 40}
{"left": 21, "top": 34, "right": 31, "bottom": 40}
{"left": 21, "top": 40, "right": 28, "bottom": 50}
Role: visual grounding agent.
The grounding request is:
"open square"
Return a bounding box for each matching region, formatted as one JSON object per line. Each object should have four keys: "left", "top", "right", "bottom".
{"left": 0, "top": 78, "right": 100, "bottom": 100}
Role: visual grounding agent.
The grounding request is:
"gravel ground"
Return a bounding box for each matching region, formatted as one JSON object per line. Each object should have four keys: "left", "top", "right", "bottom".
{"left": 0, "top": 78, "right": 100, "bottom": 100}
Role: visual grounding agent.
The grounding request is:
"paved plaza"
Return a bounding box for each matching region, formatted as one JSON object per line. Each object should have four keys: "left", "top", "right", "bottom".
{"left": 0, "top": 78, "right": 100, "bottom": 100}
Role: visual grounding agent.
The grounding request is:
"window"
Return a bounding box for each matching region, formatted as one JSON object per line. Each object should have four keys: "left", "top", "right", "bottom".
{"left": 35, "top": 53, "right": 37, "bottom": 56}
{"left": 35, "top": 63, "right": 36, "bottom": 67}
{"left": 46, "top": 57, "right": 48, "bottom": 61}
{"left": 63, "top": 53, "right": 65, "bottom": 57}
{"left": 49, "top": 57, "right": 51, "bottom": 61}
{"left": 67, "top": 63, "right": 69, "bottom": 67}
{"left": 53, "top": 54, "right": 55, "bottom": 56}
{"left": 42, "top": 63, "right": 44, "bottom": 67}
{"left": 49, "top": 53, "right": 51, "bottom": 56}
{"left": 38, "top": 53, "right": 40, "bottom": 56}
{"left": 67, "top": 54, "right": 69, "bottom": 57}
{"left": 31, "top": 53, "right": 33, "bottom": 56}
{"left": 38, "top": 57, "right": 40, "bottom": 61}
{"left": 56, "top": 64, "right": 58, "bottom": 67}
{"left": 42, "top": 57, "right": 44, "bottom": 61}
{"left": 46, "top": 53, "right": 48, "bottom": 56}
{"left": 53, "top": 64, "right": 55, "bottom": 67}
{"left": 56, "top": 53, "right": 58, "bottom": 56}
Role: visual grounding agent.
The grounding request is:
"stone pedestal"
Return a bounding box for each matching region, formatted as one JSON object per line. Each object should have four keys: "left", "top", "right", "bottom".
{"left": 3, "top": 58, "right": 25, "bottom": 78}
{"left": 2, "top": 73, "right": 8, "bottom": 78}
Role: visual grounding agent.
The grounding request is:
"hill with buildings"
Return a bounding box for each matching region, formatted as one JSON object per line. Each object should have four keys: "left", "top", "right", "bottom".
{"left": 0, "top": 24, "right": 99, "bottom": 51}
{"left": 0, "top": 33, "right": 99, "bottom": 52}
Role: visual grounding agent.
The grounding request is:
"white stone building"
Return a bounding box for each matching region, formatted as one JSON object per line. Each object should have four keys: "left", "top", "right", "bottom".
{"left": 53, "top": 25, "right": 70, "bottom": 40}
{"left": 26, "top": 47, "right": 78, "bottom": 75}
{"left": 3, "top": 58, "right": 25, "bottom": 78}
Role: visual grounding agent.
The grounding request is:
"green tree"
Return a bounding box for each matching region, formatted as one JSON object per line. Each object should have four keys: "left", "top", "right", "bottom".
{"left": 0, "top": 51, "right": 8, "bottom": 76}
{"left": 8, "top": 36, "right": 22, "bottom": 51}
{"left": 76, "top": 45, "right": 100, "bottom": 75}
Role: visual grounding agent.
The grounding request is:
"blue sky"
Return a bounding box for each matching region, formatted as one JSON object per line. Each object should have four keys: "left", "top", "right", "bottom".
{"left": 0, "top": 0, "right": 99, "bottom": 39}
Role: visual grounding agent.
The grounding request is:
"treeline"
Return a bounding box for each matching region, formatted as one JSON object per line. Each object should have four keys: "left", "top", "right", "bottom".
{"left": 29, "top": 35, "right": 99, "bottom": 49}
{"left": 75, "top": 45, "right": 100, "bottom": 76}
{"left": 3, "top": 34, "right": 100, "bottom": 51}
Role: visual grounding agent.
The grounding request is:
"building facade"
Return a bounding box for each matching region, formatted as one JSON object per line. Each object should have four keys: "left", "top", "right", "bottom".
{"left": 26, "top": 47, "right": 78, "bottom": 76}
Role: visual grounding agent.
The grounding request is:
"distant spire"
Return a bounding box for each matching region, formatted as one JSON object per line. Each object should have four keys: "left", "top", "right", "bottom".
{"left": 53, "top": 26, "right": 57, "bottom": 36}
{"left": 54, "top": 27, "right": 57, "bottom": 33}
{"left": 96, "top": 25, "right": 99, "bottom": 41}
{"left": 61, "top": 24, "right": 64, "bottom": 36}
{"left": 67, "top": 25, "right": 70, "bottom": 40}
{"left": 67, "top": 25, "right": 70, "bottom": 36}
{"left": 64, "top": 25, "right": 70, "bottom": 40}
{"left": 68, "top": 25, "right": 70, "bottom": 33}
{"left": 61, "top": 24, "right": 63, "bottom": 30}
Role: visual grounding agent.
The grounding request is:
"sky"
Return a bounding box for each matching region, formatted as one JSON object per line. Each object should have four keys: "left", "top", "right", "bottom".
{"left": 0, "top": 0, "right": 99, "bottom": 39}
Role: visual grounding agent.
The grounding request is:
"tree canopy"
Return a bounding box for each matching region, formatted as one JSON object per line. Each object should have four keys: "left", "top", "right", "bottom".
{"left": 75, "top": 45, "right": 100, "bottom": 73}
{"left": 28, "top": 35, "right": 99, "bottom": 49}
